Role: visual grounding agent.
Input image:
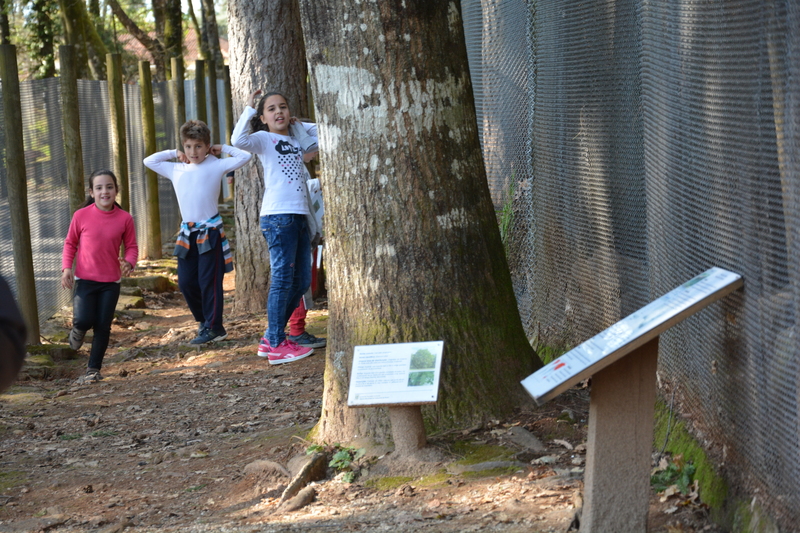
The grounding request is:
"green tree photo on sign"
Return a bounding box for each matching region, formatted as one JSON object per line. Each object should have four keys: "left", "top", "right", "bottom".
{"left": 409, "top": 349, "right": 436, "bottom": 370}
{"left": 408, "top": 371, "right": 434, "bottom": 387}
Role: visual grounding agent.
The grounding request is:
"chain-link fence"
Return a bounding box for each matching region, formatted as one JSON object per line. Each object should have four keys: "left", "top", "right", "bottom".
{"left": 463, "top": 0, "right": 799, "bottom": 528}
{"left": 0, "top": 74, "right": 229, "bottom": 328}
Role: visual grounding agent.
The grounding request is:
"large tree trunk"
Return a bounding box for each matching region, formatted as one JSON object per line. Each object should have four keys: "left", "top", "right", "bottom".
{"left": 228, "top": 0, "right": 308, "bottom": 313}
{"left": 162, "top": 0, "right": 182, "bottom": 63}
{"left": 298, "top": 0, "right": 541, "bottom": 445}
{"left": 59, "top": 0, "right": 91, "bottom": 79}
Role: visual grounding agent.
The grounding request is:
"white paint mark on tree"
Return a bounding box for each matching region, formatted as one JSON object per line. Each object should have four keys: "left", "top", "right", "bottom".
{"left": 448, "top": 2, "right": 461, "bottom": 33}
{"left": 436, "top": 207, "right": 469, "bottom": 229}
{"left": 370, "top": 154, "right": 379, "bottom": 171}
{"left": 376, "top": 244, "right": 396, "bottom": 257}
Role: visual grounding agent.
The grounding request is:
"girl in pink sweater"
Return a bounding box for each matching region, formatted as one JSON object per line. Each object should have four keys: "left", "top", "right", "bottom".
{"left": 61, "top": 170, "right": 138, "bottom": 382}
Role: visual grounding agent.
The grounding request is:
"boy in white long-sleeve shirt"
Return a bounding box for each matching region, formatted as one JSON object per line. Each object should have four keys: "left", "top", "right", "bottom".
{"left": 144, "top": 120, "right": 252, "bottom": 344}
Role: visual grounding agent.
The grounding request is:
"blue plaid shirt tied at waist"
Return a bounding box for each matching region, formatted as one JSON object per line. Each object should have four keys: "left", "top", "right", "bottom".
{"left": 174, "top": 214, "right": 234, "bottom": 273}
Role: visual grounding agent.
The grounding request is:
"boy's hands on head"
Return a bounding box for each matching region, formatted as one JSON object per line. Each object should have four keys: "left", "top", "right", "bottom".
{"left": 61, "top": 268, "right": 74, "bottom": 290}
{"left": 249, "top": 90, "right": 262, "bottom": 108}
{"left": 176, "top": 150, "right": 189, "bottom": 164}
{"left": 210, "top": 145, "right": 223, "bottom": 157}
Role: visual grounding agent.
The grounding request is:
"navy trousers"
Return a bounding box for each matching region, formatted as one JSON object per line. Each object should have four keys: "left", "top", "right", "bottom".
{"left": 176, "top": 228, "right": 226, "bottom": 332}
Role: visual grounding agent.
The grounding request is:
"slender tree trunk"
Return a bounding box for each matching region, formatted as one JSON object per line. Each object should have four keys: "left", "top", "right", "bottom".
{"left": 200, "top": 0, "right": 224, "bottom": 77}
{"left": 108, "top": 0, "right": 165, "bottom": 79}
{"left": 297, "top": 0, "right": 540, "bottom": 445}
{"left": 228, "top": 0, "right": 308, "bottom": 313}
{"left": 0, "top": 0, "right": 10, "bottom": 44}
{"left": 29, "top": 0, "right": 58, "bottom": 79}
{"left": 187, "top": 0, "right": 209, "bottom": 61}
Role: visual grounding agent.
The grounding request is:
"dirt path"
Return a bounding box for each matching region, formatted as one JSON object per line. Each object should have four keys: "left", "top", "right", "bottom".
{"left": 0, "top": 268, "right": 720, "bottom": 532}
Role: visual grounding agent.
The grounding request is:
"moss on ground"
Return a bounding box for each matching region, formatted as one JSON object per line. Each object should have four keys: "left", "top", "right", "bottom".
{"left": 451, "top": 441, "right": 514, "bottom": 465}
{"left": 366, "top": 476, "right": 414, "bottom": 491}
{"left": 0, "top": 471, "right": 26, "bottom": 492}
{"left": 653, "top": 399, "right": 727, "bottom": 509}
{"left": 462, "top": 466, "right": 520, "bottom": 478}
{"left": 415, "top": 471, "right": 451, "bottom": 488}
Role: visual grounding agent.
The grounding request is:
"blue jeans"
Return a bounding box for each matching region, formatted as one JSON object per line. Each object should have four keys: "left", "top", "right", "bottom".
{"left": 260, "top": 214, "right": 311, "bottom": 347}
{"left": 73, "top": 279, "right": 121, "bottom": 370}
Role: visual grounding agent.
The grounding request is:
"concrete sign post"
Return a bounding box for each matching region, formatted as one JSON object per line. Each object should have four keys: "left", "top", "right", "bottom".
{"left": 348, "top": 341, "right": 444, "bottom": 454}
{"left": 521, "top": 267, "right": 743, "bottom": 532}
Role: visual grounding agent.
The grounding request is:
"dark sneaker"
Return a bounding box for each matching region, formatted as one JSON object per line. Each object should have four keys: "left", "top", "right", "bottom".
{"left": 76, "top": 369, "right": 102, "bottom": 384}
{"left": 69, "top": 328, "right": 86, "bottom": 350}
{"left": 265, "top": 340, "right": 313, "bottom": 365}
{"left": 287, "top": 331, "right": 326, "bottom": 348}
{"left": 190, "top": 327, "right": 227, "bottom": 345}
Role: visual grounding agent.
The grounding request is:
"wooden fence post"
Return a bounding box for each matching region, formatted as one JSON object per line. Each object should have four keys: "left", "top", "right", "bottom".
{"left": 207, "top": 58, "right": 220, "bottom": 144}
{"left": 223, "top": 65, "right": 234, "bottom": 201}
{"left": 171, "top": 56, "right": 185, "bottom": 148}
{"left": 0, "top": 44, "right": 40, "bottom": 344}
{"left": 59, "top": 45, "right": 85, "bottom": 215}
{"left": 139, "top": 61, "right": 162, "bottom": 259}
{"left": 107, "top": 53, "right": 130, "bottom": 212}
{"left": 194, "top": 59, "right": 207, "bottom": 124}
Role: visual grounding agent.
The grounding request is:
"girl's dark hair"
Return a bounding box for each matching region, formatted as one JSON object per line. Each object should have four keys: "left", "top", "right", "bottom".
{"left": 83, "top": 169, "right": 122, "bottom": 209}
{"left": 249, "top": 92, "right": 289, "bottom": 133}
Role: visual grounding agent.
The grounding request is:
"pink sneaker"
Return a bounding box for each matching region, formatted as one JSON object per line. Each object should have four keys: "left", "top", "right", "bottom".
{"left": 257, "top": 337, "right": 271, "bottom": 358}
{"left": 265, "top": 339, "right": 313, "bottom": 365}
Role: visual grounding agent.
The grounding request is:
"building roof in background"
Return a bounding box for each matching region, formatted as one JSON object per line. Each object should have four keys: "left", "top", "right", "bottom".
{"left": 117, "top": 27, "right": 228, "bottom": 68}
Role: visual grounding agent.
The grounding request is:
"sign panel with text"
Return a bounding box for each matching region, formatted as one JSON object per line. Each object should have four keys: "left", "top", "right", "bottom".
{"left": 521, "top": 267, "right": 743, "bottom": 405}
{"left": 348, "top": 341, "right": 444, "bottom": 407}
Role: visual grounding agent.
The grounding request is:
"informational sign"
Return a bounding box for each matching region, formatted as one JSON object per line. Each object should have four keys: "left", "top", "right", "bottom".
{"left": 348, "top": 341, "right": 444, "bottom": 407}
{"left": 521, "top": 267, "right": 743, "bottom": 405}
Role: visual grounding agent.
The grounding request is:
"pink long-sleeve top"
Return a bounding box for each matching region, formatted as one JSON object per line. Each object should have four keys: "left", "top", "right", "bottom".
{"left": 61, "top": 204, "right": 139, "bottom": 282}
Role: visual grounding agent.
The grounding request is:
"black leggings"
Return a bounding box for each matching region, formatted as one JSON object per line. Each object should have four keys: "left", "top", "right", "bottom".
{"left": 73, "top": 279, "right": 120, "bottom": 371}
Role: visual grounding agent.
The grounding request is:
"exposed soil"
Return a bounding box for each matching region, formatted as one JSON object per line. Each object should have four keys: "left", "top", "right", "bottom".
{"left": 0, "top": 266, "right": 723, "bottom": 532}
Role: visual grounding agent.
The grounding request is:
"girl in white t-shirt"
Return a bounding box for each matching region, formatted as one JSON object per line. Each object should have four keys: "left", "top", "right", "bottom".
{"left": 231, "top": 90, "right": 319, "bottom": 365}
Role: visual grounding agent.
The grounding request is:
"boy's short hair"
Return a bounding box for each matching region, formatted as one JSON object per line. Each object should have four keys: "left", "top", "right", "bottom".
{"left": 180, "top": 120, "right": 211, "bottom": 146}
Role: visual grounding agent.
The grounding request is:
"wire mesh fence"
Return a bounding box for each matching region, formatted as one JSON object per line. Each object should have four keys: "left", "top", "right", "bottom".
{"left": 0, "top": 74, "right": 228, "bottom": 328}
{"left": 463, "top": 0, "right": 799, "bottom": 527}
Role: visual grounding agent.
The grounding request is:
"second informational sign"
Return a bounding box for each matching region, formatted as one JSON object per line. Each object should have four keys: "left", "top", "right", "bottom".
{"left": 348, "top": 341, "right": 444, "bottom": 407}
{"left": 521, "top": 267, "right": 743, "bottom": 405}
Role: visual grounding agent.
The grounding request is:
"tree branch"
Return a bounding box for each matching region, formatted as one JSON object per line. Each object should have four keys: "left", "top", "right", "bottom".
{"left": 106, "top": 0, "right": 165, "bottom": 60}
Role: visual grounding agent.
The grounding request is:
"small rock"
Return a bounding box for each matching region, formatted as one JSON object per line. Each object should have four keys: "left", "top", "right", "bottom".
{"left": 279, "top": 486, "right": 315, "bottom": 512}
{"left": 507, "top": 426, "right": 546, "bottom": 452}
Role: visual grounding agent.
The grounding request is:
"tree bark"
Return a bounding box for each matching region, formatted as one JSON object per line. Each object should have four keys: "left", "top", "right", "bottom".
{"left": 28, "top": 0, "right": 58, "bottom": 79}
{"left": 200, "top": 0, "right": 224, "bottom": 77}
{"left": 0, "top": 0, "right": 11, "bottom": 45}
{"left": 59, "top": 0, "right": 91, "bottom": 79}
{"left": 228, "top": 0, "right": 308, "bottom": 313}
{"left": 297, "top": 0, "right": 540, "bottom": 444}
{"left": 162, "top": 0, "right": 182, "bottom": 63}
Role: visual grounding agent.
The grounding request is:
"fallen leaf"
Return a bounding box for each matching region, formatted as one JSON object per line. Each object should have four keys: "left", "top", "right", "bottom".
{"left": 553, "top": 439, "right": 573, "bottom": 450}
{"left": 659, "top": 485, "right": 679, "bottom": 502}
